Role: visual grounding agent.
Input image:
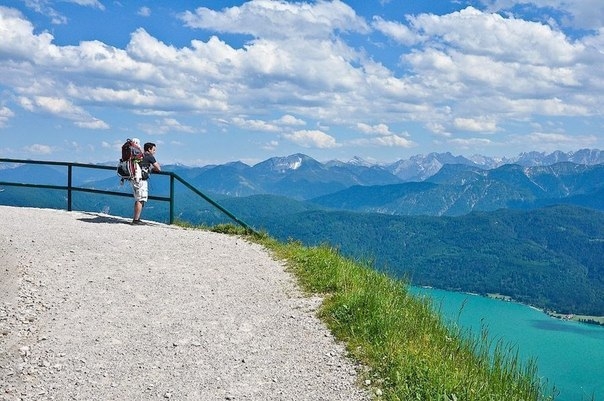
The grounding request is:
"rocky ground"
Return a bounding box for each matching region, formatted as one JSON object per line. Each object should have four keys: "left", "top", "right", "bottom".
{"left": 0, "top": 206, "right": 370, "bottom": 401}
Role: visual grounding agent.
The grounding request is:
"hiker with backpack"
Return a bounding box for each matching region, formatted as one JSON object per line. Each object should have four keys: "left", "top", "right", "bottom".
{"left": 131, "top": 141, "right": 161, "bottom": 225}
{"left": 117, "top": 138, "right": 161, "bottom": 225}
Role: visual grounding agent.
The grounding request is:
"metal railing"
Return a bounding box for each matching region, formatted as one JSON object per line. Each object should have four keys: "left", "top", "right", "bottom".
{"left": 0, "top": 158, "right": 257, "bottom": 235}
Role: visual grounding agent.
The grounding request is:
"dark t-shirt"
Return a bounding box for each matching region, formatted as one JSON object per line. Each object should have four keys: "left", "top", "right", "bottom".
{"left": 140, "top": 153, "right": 157, "bottom": 179}
{"left": 141, "top": 153, "right": 157, "bottom": 168}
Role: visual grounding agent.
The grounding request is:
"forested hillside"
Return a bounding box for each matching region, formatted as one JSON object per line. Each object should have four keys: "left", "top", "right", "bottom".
{"left": 256, "top": 205, "right": 604, "bottom": 316}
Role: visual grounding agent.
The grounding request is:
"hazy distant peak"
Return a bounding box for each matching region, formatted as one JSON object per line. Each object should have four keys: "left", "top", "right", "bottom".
{"left": 254, "top": 153, "right": 318, "bottom": 172}
{"left": 347, "top": 156, "right": 375, "bottom": 167}
{"left": 511, "top": 148, "right": 604, "bottom": 167}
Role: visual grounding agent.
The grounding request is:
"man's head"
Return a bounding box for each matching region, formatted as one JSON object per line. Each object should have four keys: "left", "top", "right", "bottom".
{"left": 144, "top": 142, "right": 156, "bottom": 152}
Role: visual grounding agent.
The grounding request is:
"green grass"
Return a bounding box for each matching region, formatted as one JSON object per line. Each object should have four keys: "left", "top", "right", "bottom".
{"left": 205, "top": 224, "right": 555, "bottom": 401}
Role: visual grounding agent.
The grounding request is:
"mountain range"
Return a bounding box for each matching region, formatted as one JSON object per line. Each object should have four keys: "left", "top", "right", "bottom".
{"left": 312, "top": 162, "right": 604, "bottom": 216}
{"left": 162, "top": 148, "right": 603, "bottom": 201}
{"left": 3, "top": 148, "right": 602, "bottom": 201}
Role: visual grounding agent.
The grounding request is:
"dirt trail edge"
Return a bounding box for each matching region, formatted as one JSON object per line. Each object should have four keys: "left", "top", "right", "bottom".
{"left": 0, "top": 206, "right": 370, "bottom": 401}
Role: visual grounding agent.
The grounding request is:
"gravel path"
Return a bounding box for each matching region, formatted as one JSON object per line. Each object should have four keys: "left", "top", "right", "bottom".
{"left": 0, "top": 206, "right": 370, "bottom": 401}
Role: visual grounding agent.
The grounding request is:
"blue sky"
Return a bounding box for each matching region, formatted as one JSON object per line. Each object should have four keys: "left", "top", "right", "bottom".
{"left": 0, "top": 0, "right": 603, "bottom": 166}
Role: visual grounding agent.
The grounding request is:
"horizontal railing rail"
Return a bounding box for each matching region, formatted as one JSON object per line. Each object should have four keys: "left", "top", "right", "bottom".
{"left": 0, "top": 158, "right": 258, "bottom": 235}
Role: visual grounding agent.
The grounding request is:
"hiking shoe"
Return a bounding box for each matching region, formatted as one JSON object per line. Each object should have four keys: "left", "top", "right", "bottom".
{"left": 131, "top": 219, "right": 144, "bottom": 225}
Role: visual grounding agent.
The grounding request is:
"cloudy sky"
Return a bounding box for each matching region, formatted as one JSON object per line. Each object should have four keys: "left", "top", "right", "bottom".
{"left": 0, "top": 0, "right": 602, "bottom": 166}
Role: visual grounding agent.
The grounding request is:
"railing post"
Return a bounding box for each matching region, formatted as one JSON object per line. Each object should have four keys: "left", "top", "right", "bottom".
{"left": 169, "top": 174, "right": 175, "bottom": 224}
{"left": 67, "top": 164, "right": 73, "bottom": 211}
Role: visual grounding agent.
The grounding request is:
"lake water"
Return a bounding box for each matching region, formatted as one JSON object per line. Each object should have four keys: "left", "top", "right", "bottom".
{"left": 410, "top": 287, "right": 604, "bottom": 401}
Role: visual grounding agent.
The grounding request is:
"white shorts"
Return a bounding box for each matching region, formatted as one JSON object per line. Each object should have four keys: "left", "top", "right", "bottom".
{"left": 131, "top": 179, "right": 148, "bottom": 202}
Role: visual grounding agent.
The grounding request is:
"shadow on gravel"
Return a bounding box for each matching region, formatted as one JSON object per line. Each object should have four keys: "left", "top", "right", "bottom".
{"left": 77, "top": 213, "right": 130, "bottom": 225}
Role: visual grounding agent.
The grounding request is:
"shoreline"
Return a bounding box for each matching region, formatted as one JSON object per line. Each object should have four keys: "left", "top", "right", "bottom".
{"left": 486, "top": 293, "right": 604, "bottom": 327}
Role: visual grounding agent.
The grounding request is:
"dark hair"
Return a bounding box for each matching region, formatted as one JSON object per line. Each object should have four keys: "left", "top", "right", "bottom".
{"left": 144, "top": 142, "right": 156, "bottom": 152}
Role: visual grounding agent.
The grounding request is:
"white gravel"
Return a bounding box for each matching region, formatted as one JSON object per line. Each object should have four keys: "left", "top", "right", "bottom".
{"left": 0, "top": 206, "right": 370, "bottom": 401}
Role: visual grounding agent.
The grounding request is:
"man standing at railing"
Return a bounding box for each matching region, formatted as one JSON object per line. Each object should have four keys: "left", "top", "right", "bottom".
{"left": 131, "top": 142, "right": 161, "bottom": 225}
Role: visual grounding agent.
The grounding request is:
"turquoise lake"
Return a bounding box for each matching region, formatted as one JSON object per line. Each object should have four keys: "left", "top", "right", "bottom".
{"left": 409, "top": 287, "right": 604, "bottom": 401}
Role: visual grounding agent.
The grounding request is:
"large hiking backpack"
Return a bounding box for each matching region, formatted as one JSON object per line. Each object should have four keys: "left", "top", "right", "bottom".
{"left": 117, "top": 139, "right": 144, "bottom": 181}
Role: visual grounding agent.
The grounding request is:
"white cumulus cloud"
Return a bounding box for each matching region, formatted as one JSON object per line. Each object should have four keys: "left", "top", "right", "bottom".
{"left": 179, "top": 0, "right": 369, "bottom": 40}
{"left": 0, "top": 106, "right": 15, "bottom": 127}
{"left": 0, "top": 2, "right": 602, "bottom": 161}
{"left": 453, "top": 117, "right": 498, "bottom": 132}
{"left": 284, "top": 130, "right": 339, "bottom": 148}
{"left": 138, "top": 7, "right": 151, "bottom": 17}
{"left": 478, "top": 0, "right": 604, "bottom": 30}
{"left": 26, "top": 143, "right": 54, "bottom": 154}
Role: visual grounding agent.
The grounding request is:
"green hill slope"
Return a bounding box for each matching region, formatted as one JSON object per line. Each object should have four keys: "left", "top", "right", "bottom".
{"left": 257, "top": 205, "right": 604, "bottom": 315}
